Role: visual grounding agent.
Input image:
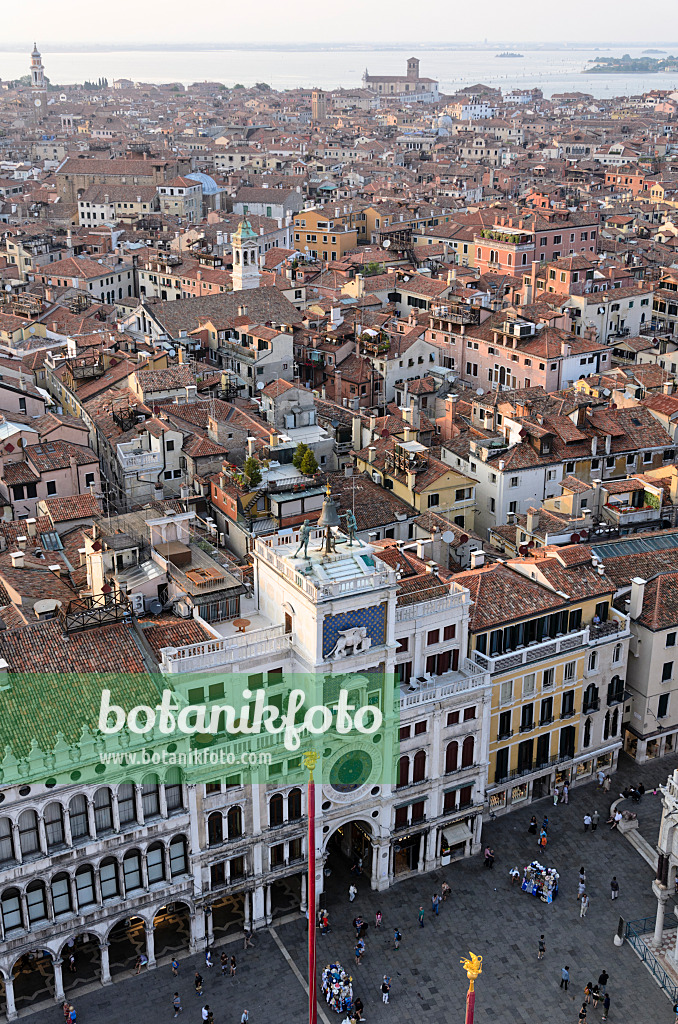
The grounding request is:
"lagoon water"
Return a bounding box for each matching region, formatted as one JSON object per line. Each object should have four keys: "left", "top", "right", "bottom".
{"left": 0, "top": 44, "right": 677, "bottom": 98}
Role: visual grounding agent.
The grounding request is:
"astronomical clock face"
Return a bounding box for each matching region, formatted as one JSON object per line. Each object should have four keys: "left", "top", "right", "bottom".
{"left": 34, "top": 98, "right": 42, "bottom": 107}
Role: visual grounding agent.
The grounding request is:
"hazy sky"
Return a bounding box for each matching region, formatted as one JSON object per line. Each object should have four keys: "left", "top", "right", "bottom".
{"left": 4, "top": 0, "right": 678, "bottom": 45}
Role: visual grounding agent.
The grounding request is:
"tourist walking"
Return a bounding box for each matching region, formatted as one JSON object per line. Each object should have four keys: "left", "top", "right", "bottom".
{"left": 349, "top": 884, "right": 357, "bottom": 902}
{"left": 381, "top": 976, "right": 390, "bottom": 1003}
{"left": 592, "top": 810, "right": 600, "bottom": 832}
{"left": 394, "top": 927, "right": 401, "bottom": 949}
{"left": 528, "top": 815, "right": 537, "bottom": 834}
{"left": 201, "top": 1005, "right": 210, "bottom": 1023}
{"left": 584, "top": 981, "right": 592, "bottom": 1004}
{"left": 591, "top": 984, "right": 600, "bottom": 1008}
{"left": 563, "top": 783, "right": 569, "bottom": 804}
{"left": 583, "top": 813, "right": 591, "bottom": 832}
{"left": 579, "top": 866, "right": 586, "bottom": 885}
{"left": 597, "top": 769, "right": 605, "bottom": 787}
{"left": 243, "top": 929, "right": 254, "bottom": 949}
{"left": 241, "top": 1010, "right": 249, "bottom": 1024}
{"left": 553, "top": 785, "right": 560, "bottom": 806}
{"left": 601, "top": 993, "right": 611, "bottom": 1021}
{"left": 68, "top": 1006, "right": 76, "bottom": 1024}
{"left": 230, "top": 956, "right": 237, "bottom": 978}
{"left": 171, "top": 958, "right": 179, "bottom": 977}
{"left": 484, "top": 845, "right": 492, "bottom": 868}
{"left": 603, "top": 775, "right": 611, "bottom": 794}
{"left": 221, "top": 953, "right": 228, "bottom": 977}
{"left": 418, "top": 906, "right": 425, "bottom": 927}
{"left": 432, "top": 893, "right": 440, "bottom": 915}
{"left": 611, "top": 876, "right": 620, "bottom": 900}
{"left": 538, "top": 934, "right": 546, "bottom": 960}
{"left": 205, "top": 950, "right": 213, "bottom": 969}
{"left": 580, "top": 893, "right": 589, "bottom": 918}
{"left": 488, "top": 847, "right": 495, "bottom": 869}
{"left": 441, "top": 881, "right": 451, "bottom": 900}
{"left": 194, "top": 972, "right": 203, "bottom": 996}
{"left": 375, "top": 910, "right": 382, "bottom": 928}
{"left": 172, "top": 993, "right": 182, "bottom": 1017}
{"left": 598, "top": 970, "right": 609, "bottom": 995}
{"left": 560, "top": 965, "right": 570, "bottom": 990}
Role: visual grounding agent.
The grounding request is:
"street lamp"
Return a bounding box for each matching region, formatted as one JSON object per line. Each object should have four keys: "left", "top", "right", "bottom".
{"left": 459, "top": 952, "right": 483, "bottom": 1024}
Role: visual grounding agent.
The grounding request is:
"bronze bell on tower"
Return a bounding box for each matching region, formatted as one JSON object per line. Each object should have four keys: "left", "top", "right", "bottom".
{"left": 317, "top": 482, "right": 340, "bottom": 553}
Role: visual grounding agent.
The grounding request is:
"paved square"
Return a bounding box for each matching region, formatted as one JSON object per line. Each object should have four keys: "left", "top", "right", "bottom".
{"left": 24, "top": 751, "right": 678, "bottom": 1024}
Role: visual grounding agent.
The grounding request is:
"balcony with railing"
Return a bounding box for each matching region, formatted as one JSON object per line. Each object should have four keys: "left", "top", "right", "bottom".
{"left": 117, "top": 440, "right": 164, "bottom": 475}
{"left": 159, "top": 623, "right": 294, "bottom": 673}
{"left": 398, "top": 658, "right": 488, "bottom": 709}
{"left": 602, "top": 501, "right": 662, "bottom": 527}
{"left": 493, "top": 749, "right": 576, "bottom": 786}
{"left": 471, "top": 627, "right": 587, "bottom": 674}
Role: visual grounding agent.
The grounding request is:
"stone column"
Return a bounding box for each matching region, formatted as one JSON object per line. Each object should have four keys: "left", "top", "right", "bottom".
{"left": 189, "top": 907, "right": 203, "bottom": 953}
{"left": 5, "top": 973, "right": 17, "bottom": 1021}
{"left": 163, "top": 844, "right": 172, "bottom": 883}
{"left": 243, "top": 891, "right": 251, "bottom": 931}
{"left": 37, "top": 815, "right": 48, "bottom": 855}
{"left": 63, "top": 812, "right": 73, "bottom": 848}
{"left": 12, "top": 823, "right": 22, "bottom": 864}
{"left": 300, "top": 873, "right": 307, "bottom": 914}
{"left": 159, "top": 785, "right": 168, "bottom": 819}
{"left": 145, "top": 923, "right": 156, "bottom": 969}
{"left": 86, "top": 799, "right": 97, "bottom": 839}
{"left": 252, "top": 886, "right": 266, "bottom": 929}
{"left": 52, "top": 957, "right": 65, "bottom": 1002}
{"left": 417, "top": 831, "right": 426, "bottom": 872}
{"left": 206, "top": 907, "right": 214, "bottom": 947}
{"left": 265, "top": 884, "right": 272, "bottom": 926}
{"left": 111, "top": 795, "right": 121, "bottom": 833}
{"left": 69, "top": 876, "right": 78, "bottom": 914}
{"left": 134, "top": 784, "right": 145, "bottom": 826}
{"left": 653, "top": 891, "right": 668, "bottom": 947}
{"left": 100, "top": 941, "right": 112, "bottom": 985}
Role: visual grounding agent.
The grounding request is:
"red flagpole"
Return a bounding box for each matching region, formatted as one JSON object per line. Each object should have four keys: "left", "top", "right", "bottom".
{"left": 465, "top": 986, "right": 475, "bottom": 1024}
{"left": 306, "top": 754, "right": 317, "bottom": 1024}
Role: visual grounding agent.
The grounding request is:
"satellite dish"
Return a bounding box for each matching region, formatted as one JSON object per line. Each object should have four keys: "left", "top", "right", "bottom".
{"left": 579, "top": 529, "right": 589, "bottom": 540}
{"left": 460, "top": 534, "right": 468, "bottom": 545}
{"left": 60, "top": 93, "right": 67, "bottom": 102}
{"left": 476, "top": 388, "right": 484, "bottom": 396}
{"left": 382, "top": 239, "right": 391, "bottom": 248}
{"left": 570, "top": 532, "right": 580, "bottom": 543}
{"left": 256, "top": 381, "right": 265, "bottom": 390}
{"left": 4, "top": 285, "right": 11, "bottom": 293}
{"left": 519, "top": 545, "right": 528, "bottom": 555}
{"left": 381, "top": 428, "right": 389, "bottom": 437}
{"left": 441, "top": 530, "right": 455, "bottom": 544}
{"left": 402, "top": 275, "right": 410, "bottom": 282}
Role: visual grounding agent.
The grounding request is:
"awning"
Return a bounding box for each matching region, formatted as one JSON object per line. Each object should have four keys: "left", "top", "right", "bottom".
{"left": 442, "top": 822, "right": 472, "bottom": 846}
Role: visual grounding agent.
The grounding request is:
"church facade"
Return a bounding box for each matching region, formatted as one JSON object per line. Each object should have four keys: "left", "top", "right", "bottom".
{"left": 362, "top": 58, "right": 439, "bottom": 104}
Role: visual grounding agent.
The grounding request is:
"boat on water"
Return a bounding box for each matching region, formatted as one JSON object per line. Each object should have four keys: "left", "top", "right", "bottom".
{"left": 496, "top": 52, "right": 524, "bottom": 58}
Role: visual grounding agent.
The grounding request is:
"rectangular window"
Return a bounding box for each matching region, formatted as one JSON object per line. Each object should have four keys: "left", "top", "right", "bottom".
{"left": 543, "top": 668, "right": 554, "bottom": 688}
{"left": 427, "top": 629, "right": 440, "bottom": 646}
{"left": 447, "top": 711, "right": 460, "bottom": 726}
{"left": 500, "top": 679, "right": 513, "bottom": 705}
{"left": 443, "top": 624, "right": 456, "bottom": 641}
{"left": 564, "top": 661, "right": 575, "bottom": 682}
{"left": 46, "top": 480, "right": 57, "bottom": 496}
{"left": 659, "top": 693, "right": 670, "bottom": 718}
{"left": 463, "top": 706, "right": 476, "bottom": 721}
{"left": 662, "top": 662, "right": 673, "bottom": 682}
{"left": 414, "top": 721, "right": 427, "bottom": 735}
{"left": 523, "top": 673, "right": 536, "bottom": 697}
{"left": 667, "top": 633, "right": 676, "bottom": 648}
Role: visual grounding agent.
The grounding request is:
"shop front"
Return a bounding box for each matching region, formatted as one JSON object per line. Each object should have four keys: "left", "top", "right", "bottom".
{"left": 439, "top": 821, "right": 473, "bottom": 866}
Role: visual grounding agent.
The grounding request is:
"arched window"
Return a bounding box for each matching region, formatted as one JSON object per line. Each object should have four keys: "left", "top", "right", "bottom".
{"left": 583, "top": 683, "right": 599, "bottom": 713}
{"left": 507, "top": 253, "right": 512, "bottom": 266}
{"left": 93, "top": 788, "right": 113, "bottom": 833}
{"left": 69, "top": 795, "right": 89, "bottom": 840}
{"left": 123, "top": 850, "right": 142, "bottom": 892}
{"left": 613, "top": 643, "right": 622, "bottom": 664}
{"left": 75, "top": 866, "right": 95, "bottom": 908}
{"left": 45, "top": 802, "right": 65, "bottom": 849}
{"left": 288, "top": 788, "right": 302, "bottom": 820}
{"left": 170, "top": 835, "right": 188, "bottom": 877}
{"left": 1, "top": 887, "right": 22, "bottom": 932}
{"left": 611, "top": 708, "right": 619, "bottom": 736}
{"left": 583, "top": 717, "right": 592, "bottom": 747}
{"left": 208, "top": 812, "right": 223, "bottom": 846}
{"left": 588, "top": 651, "right": 598, "bottom": 672}
{"left": 100, "top": 857, "right": 119, "bottom": 899}
{"left": 228, "top": 806, "right": 243, "bottom": 839}
{"left": 147, "top": 842, "right": 165, "bottom": 884}
{"left": 165, "top": 768, "right": 184, "bottom": 812}
{"left": 52, "top": 872, "right": 72, "bottom": 916}
{"left": 235, "top": 251, "right": 240, "bottom": 265}
{"left": 461, "top": 736, "right": 474, "bottom": 768}
{"left": 141, "top": 774, "right": 160, "bottom": 818}
{"left": 397, "top": 755, "right": 409, "bottom": 789}
{"left": 445, "top": 741, "right": 458, "bottom": 774}
{"left": 26, "top": 880, "right": 47, "bottom": 923}
{"left": 18, "top": 809, "right": 40, "bottom": 856}
{"left": 0, "top": 817, "right": 15, "bottom": 864}
{"left": 604, "top": 710, "right": 610, "bottom": 740}
{"left": 269, "top": 794, "right": 284, "bottom": 827}
{"left": 412, "top": 750, "right": 426, "bottom": 783}
{"left": 117, "top": 783, "right": 136, "bottom": 825}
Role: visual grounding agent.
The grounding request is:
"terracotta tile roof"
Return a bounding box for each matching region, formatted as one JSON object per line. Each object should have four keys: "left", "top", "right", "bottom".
{"left": 0, "top": 620, "right": 159, "bottom": 758}
{"left": 455, "top": 561, "right": 564, "bottom": 631}
{"left": 140, "top": 617, "right": 214, "bottom": 658}
{"left": 636, "top": 572, "right": 678, "bottom": 630}
{"left": 40, "top": 493, "right": 101, "bottom": 523}
{"left": 262, "top": 379, "right": 295, "bottom": 398}
{"left": 133, "top": 364, "right": 196, "bottom": 393}
{"left": 183, "top": 435, "right": 229, "bottom": 459}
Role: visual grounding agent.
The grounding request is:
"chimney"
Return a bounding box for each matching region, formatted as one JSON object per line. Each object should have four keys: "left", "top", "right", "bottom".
{"left": 16, "top": 536, "right": 27, "bottom": 550}
{"left": 247, "top": 437, "right": 257, "bottom": 457}
{"left": 368, "top": 446, "right": 376, "bottom": 464}
{"left": 526, "top": 508, "right": 540, "bottom": 533}
{"left": 26, "top": 518, "right": 37, "bottom": 538}
{"left": 403, "top": 426, "right": 413, "bottom": 443}
{"left": 352, "top": 414, "right": 362, "bottom": 450}
{"left": 470, "top": 548, "right": 485, "bottom": 569}
{"left": 406, "top": 469, "right": 416, "bottom": 490}
{"left": 629, "top": 576, "right": 646, "bottom": 620}
{"left": 591, "top": 436, "right": 597, "bottom": 457}
{"left": 9, "top": 551, "right": 24, "bottom": 568}
{"left": 269, "top": 432, "right": 279, "bottom": 448}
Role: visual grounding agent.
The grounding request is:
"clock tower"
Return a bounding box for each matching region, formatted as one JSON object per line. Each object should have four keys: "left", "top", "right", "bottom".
{"left": 30, "top": 43, "right": 47, "bottom": 121}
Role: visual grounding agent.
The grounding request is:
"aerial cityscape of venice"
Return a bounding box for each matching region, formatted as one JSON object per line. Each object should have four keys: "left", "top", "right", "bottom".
{"left": 0, "top": 3, "right": 678, "bottom": 1021}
